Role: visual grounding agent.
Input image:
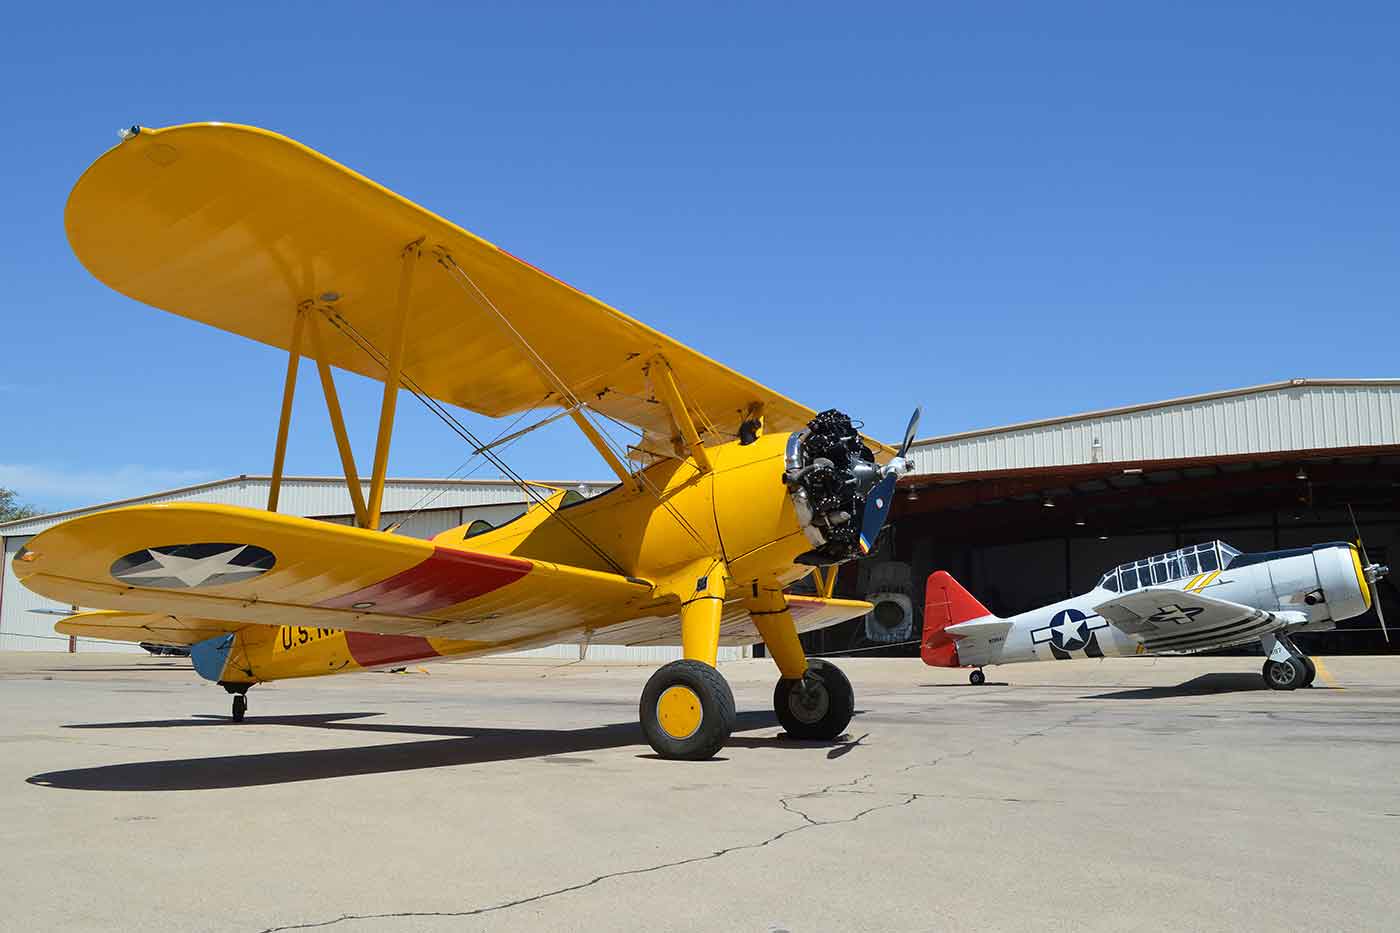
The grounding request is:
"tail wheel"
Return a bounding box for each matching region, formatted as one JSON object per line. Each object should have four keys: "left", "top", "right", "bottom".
{"left": 231, "top": 693, "right": 248, "bottom": 722}
{"left": 640, "top": 660, "right": 735, "bottom": 760}
{"left": 774, "top": 658, "right": 854, "bottom": 740}
{"left": 1263, "top": 658, "right": 1304, "bottom": 691}
{"left": 969, "top": 669, "right": 986, "bottom": 686}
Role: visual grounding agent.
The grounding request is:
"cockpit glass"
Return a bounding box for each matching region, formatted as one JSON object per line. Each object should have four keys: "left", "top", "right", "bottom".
{"left": 1097, "top": 541, "right": 1235, "bottom": 593}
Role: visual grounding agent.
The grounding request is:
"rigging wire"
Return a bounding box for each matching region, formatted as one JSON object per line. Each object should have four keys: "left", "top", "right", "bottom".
{"left": 319, "top": 310, "right": 628, "bottom": 576}
{"left": 434, "top": 251, "right": 644, "bottom": 473}
{"left": 429, "top": 253, "right": 718, "bottom": 553}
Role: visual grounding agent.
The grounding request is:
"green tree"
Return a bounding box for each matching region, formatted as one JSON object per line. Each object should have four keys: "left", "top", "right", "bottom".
{"left": 0, "top": 487, "right": 40, "bottom": 523}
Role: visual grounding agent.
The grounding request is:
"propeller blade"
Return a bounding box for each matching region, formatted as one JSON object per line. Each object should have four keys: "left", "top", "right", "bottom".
{"left": 1347, "top": 505, "right": 1388, "bottom": 642}
{"left": 858, "top": 473, "right": 899, "bottom": 556}
{"left": 897, "top": 407, "right": 922, "bottom": 460}
{"left": 1347, "top": 504, "right": 1372, "bottom": 567}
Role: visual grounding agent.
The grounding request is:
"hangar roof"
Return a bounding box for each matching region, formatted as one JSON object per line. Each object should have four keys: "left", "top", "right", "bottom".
{"left": 908, "top": 378, "right": 1400, "bottom": 476}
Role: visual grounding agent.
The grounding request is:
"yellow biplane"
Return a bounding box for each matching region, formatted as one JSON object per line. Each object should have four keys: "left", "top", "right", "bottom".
{"left": 15, "top": 123, "right": 919, "bottom": 760}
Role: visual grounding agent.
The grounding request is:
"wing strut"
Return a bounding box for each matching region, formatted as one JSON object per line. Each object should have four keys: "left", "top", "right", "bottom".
{"left": 267, "top": 307, "right": 307, "bottom": 512}
{"left": 307, "top": 309, "right": 370, "bottom": 527}
{"left": 648, "top": 355, "right": 713, "bottom": 473}
{"left": 367, "top": 242, "right": 420, "bottom": 529}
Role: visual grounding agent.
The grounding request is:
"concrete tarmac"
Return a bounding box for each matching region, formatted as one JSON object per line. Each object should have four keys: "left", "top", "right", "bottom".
{"left": 2, "top": 651, "right": 1398, "bottom": 932}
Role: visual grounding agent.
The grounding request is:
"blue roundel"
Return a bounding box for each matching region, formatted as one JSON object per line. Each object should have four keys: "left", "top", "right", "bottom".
{"left": 1048, "top": 608, "right": 1089, "bottom": 651}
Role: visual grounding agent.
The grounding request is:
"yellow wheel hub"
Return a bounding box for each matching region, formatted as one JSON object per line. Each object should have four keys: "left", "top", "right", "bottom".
{"left": 656, "top": 685, "right": 703, "bottom": 740}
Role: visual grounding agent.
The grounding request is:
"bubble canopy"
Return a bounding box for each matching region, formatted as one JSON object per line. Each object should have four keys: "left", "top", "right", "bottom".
{"left": 1096, "top": 541, "right": 1241, "bottom": 593}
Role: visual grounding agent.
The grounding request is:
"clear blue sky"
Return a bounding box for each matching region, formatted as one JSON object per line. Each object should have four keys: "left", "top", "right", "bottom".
{"left": 2, "top": 2, "right": 1396, "bottom": 512}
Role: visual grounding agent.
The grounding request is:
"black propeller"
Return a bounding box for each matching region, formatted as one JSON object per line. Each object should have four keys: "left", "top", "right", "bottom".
{"left": 857, "top": 407, "right": 921, "bottom": 555}
{"left": 1348, "top": 504, "right": 1389, "bottom": 643}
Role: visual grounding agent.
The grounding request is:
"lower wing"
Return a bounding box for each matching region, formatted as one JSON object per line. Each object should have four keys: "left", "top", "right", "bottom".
{"left": 1093, "top": 588, "right": 1278, "bottom": 653}
{"left": 16, "top": 503, "right": 658, "bottom": 647}
{"left": 586, "top": 594, "right": 873, "bottom": 647}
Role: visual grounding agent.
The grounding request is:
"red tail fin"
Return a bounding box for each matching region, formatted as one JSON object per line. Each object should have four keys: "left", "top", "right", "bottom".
{"left": 922, "top": 571, "right": 994, "bottom": 667}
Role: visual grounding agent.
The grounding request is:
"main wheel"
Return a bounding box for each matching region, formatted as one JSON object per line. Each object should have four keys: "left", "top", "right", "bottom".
{"left": 640, "top": 660, "right": 735, "bottom": 760}
{"left": 1263, "top": 658, "right": 1304, "bottom": 691}
{"left": 1300, "top": 656, "right": 1317, "bottom": 688}
{"left": 231, "top": 693, "right": 248, "bottom": 722}
{"left": 774, "top": 658, "right": 855, "bottom": 740}
{"left": 969, "top": 669, "right": 986, "bottom": 686}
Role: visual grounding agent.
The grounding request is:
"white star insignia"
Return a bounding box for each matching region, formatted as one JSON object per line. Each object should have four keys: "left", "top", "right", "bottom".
{"left": 119, "top": 546, "right": 263, "bottom": 588}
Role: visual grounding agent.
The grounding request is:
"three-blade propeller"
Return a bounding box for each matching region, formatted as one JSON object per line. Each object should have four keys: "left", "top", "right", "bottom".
{"left": 858, "top": 408, "right": 921, "bottom": 555}
{"left": 1348, "top": 505, "right": 1390, "bottom": 643}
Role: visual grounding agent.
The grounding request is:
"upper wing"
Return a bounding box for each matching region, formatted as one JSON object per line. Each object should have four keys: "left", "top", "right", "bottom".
{"left": 57, "top": 610, "right": 242, "bottom": 647}
{"left": 16, "top": 503, "right": 661, "bottom": 646}
{"left": 586, "top": 594, "right": 873, "bottom": 647}
{"left": 65, "top": 123, "right": 839, "bottom": 449}
{"left": 1092, "top": 588, "right": 1276, "bottom": 652}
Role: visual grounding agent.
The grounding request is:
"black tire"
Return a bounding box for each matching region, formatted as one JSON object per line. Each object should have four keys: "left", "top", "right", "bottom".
{"left": 969, "top": 669, "right": 986, "bottom": 686}
{"left": 232, "top": 694, "right": 248, "bottom": 722}
{"left": 773, "top": 658, "right": 855, "bottom": 740}
{"left": 1300, "top": 656, "right": 1317, "bottom": 688}
{"left": 1263, "top": 658, "right": 1303, "bottom": 691}
{"left": 640, "top": 660, "right": 735, "bottom": 760}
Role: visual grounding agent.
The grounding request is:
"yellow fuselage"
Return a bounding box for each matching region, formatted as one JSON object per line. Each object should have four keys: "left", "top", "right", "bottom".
{"left": 216, "top": 432, "right": 812, "bottom": 684}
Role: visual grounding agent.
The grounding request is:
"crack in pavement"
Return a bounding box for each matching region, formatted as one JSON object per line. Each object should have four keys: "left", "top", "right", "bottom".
{"left": 1010, "top": 710, "right": 1095, "bottom": 746}
{"left": 257, "top": 763, "right": 963, "bottom": 932}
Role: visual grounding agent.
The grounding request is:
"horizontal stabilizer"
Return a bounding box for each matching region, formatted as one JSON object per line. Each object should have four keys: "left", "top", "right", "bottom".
{"left": 945, "top": 618, "right": 1014, "bottom": 641}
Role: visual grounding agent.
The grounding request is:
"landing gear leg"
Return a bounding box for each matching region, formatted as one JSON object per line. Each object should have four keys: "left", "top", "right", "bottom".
{"left": 747, "top": 582, "right": 854, "bottom": 741}
{"left": 640, "top": 574, "right": 734, "bottom": 760}
{"left": 969, "top": 668, "right": 986, "bottom": 686}
{"left": 223, "top": 683, "right": 251, "bottom": 722}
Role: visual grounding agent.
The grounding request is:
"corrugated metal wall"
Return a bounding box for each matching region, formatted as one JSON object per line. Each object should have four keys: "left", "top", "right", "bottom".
{"left": 910, "top": 381, "right": 1400, "bottom": 474}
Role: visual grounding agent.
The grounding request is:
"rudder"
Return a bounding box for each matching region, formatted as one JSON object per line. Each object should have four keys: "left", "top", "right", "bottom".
{"left": 922, "top": 571, "right": 995, "bottom": 667}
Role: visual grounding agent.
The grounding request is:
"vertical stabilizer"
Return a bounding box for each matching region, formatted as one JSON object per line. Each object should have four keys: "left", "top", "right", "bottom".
{"left": 922, "top": 571, "right": 996, "bottom": 667}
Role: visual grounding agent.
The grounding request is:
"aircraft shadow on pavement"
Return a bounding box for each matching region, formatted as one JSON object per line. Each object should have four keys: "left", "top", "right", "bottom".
{"left": 27, "top": 709, "right": 857, "bottom": 792}
{"left": 1087, "top": 672, "right": 1269, "bottom": 699}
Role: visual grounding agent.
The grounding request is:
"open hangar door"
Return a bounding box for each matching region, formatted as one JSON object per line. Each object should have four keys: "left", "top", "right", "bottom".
{"left": 794, "top": 451, "right": 1400, "bottom": 657}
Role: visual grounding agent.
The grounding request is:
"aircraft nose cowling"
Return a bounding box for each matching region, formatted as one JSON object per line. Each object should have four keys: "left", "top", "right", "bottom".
{"left": 1314, "top": 545, "right": 1371, "bottom": 622}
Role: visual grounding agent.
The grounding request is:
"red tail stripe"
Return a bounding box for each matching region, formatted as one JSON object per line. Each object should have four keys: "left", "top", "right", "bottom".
{"left": 921, "top": 571, "right": 991, "bottom": 667}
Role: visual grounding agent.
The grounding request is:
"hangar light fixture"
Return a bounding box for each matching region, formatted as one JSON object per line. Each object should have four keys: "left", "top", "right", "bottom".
{"left": 1296, "top": 467, "right": 1308, "bottom": 481}
{"left": 1074, "top": 518, "right": 1086, "bottom": 526}
{"left": 1041, "top": 497, "right": 1055, "bottom": 508}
